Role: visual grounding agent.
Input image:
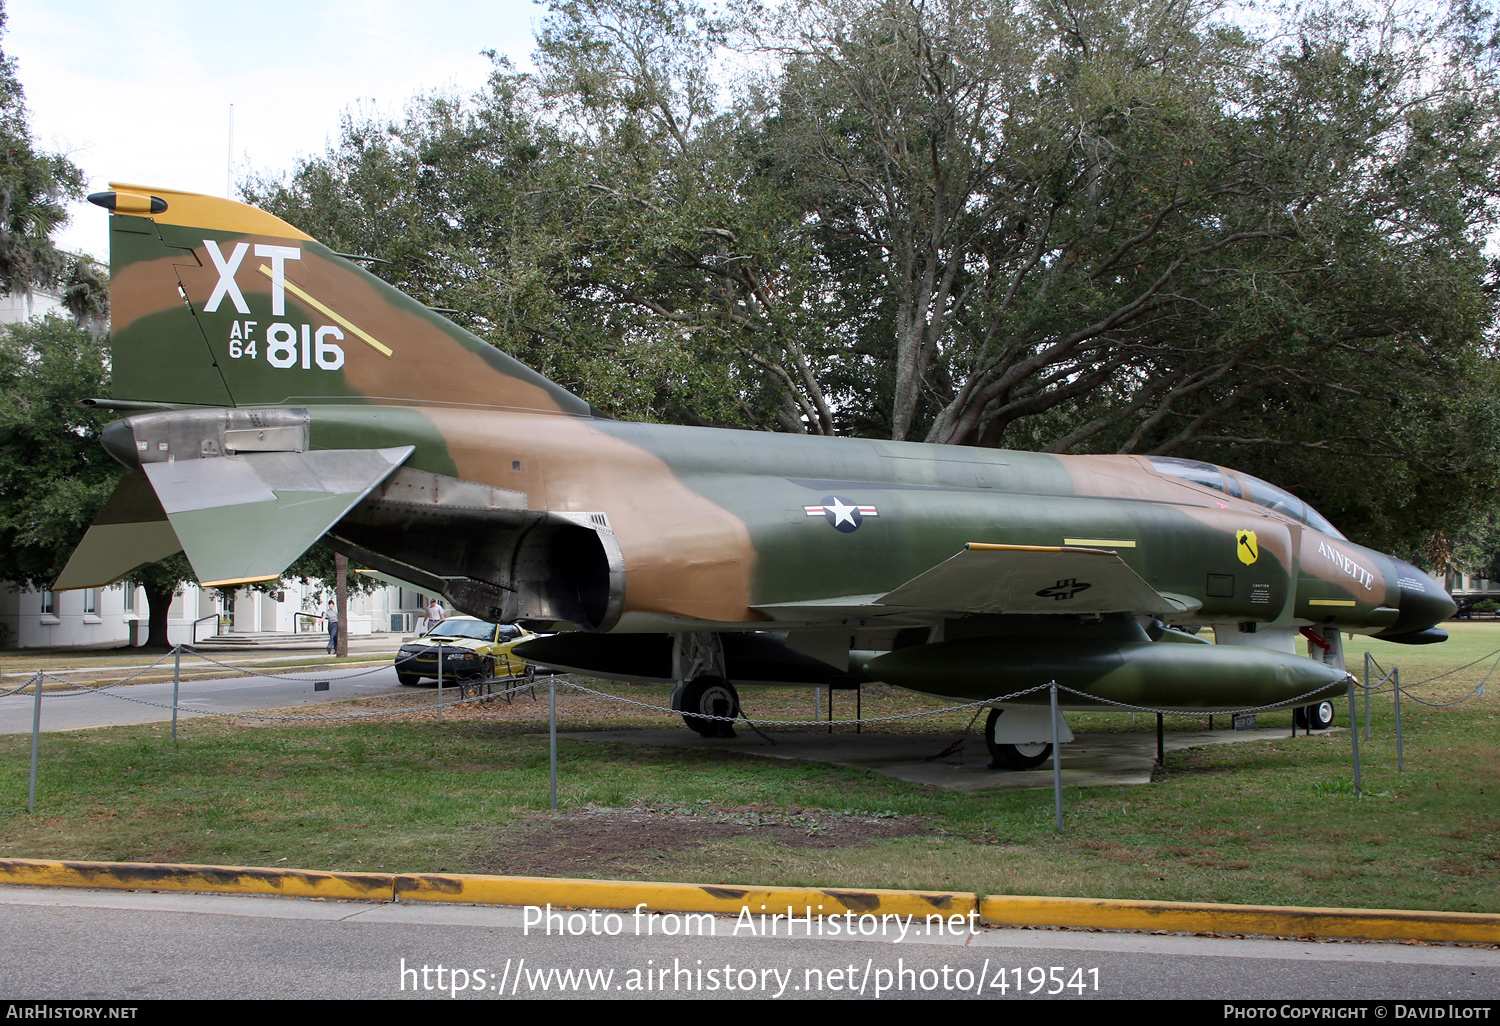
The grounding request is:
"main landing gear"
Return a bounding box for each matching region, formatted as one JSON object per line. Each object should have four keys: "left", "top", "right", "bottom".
{"left": 676, "top": 675, "right": 740, "bottom": 738}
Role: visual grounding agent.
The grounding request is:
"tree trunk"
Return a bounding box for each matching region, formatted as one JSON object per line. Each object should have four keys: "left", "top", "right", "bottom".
{"left": 144, "top": 583, "right": 175, "bottom": 650}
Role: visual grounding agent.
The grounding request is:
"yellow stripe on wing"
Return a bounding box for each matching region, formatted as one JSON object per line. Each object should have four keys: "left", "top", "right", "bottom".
{"left": 200, "top": 574, "right": 282, "bottom": 588}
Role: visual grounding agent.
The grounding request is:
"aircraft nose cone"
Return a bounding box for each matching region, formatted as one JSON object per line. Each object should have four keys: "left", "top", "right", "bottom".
{"left": 1379, "top": 560, "right": 1457, "bottom": 638}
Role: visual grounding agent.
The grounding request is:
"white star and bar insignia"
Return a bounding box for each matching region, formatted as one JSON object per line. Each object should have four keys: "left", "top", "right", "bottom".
{"left": 804, "top": 496, "right": 878, "bottom": 533}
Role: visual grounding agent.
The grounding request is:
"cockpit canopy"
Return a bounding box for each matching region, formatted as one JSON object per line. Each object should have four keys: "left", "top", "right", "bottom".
{"left": 1145, "top": 456, "right": 1347, "bottom": 540}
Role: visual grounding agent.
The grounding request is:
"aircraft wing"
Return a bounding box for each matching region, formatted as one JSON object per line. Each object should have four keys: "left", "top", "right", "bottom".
{"left": 876, "top": 543, "right": 1189, "bottom": 616}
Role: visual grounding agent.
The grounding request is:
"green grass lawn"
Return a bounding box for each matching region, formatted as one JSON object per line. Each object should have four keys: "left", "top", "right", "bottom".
{"left": 0, "top": 624, "right": 1494, "bottom": 912}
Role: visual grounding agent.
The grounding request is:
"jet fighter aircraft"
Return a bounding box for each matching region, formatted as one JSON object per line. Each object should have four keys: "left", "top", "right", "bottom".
{"left": 56, "top": 185, "right": 1456, "bottom": 767}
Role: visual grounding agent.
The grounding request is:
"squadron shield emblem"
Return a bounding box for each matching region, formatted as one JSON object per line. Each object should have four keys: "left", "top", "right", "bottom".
{"left": 1237, "top": 530, "right": 1259, "bottom": 566}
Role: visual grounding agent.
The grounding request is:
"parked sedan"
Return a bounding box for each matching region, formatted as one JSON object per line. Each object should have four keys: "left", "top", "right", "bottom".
{"left": 394, "top": 617, "right": 536, "bottom": 686}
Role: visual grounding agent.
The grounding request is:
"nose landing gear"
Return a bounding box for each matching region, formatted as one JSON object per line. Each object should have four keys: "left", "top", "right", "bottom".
{"left": 1294, "top": 701, "right": 1336, "bottom": 731}
{"left": 984, "top": 708, "right": 1053, "bottom": 769}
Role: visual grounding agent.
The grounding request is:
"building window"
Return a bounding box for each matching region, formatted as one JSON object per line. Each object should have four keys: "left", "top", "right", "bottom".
{"left": 82, "top": 588, "right": 98, "bottom": 615}
{"left": 39, "top": 590, "right": 54, "bottom": 615}
{"left": 122, "top": 581, "right": 136, "bottom": 613}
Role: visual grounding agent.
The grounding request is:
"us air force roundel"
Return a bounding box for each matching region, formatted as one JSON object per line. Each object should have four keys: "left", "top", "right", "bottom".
{"left": 804, "top": 496, "right": 879, "bottom": 533}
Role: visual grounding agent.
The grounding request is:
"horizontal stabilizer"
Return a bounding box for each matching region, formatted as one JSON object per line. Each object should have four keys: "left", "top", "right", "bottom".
{"left": 144, "top": 447, "right": 414, "bottom": 586}
{"left": 53, "top": 471, "right": 182, "bottom": 590}
{"left": 877, "top": 542, "right": 1182, "bottom": 616}
{"left": 57, "top": 447, "right": 413, "bottom": 590}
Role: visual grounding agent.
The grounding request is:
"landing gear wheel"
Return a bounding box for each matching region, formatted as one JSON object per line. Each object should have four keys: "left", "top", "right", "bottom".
{"left": 984, "top": 708, "right": 1053, "bottom": 770}
{"left": 397, "top": 672, "right": 422, "bottom": 687}
{"left": 678, "top": 675, "right": 740, "bottom": 738}
{"left": 1298, "top": 700, "right": 1335, "bottom": 731}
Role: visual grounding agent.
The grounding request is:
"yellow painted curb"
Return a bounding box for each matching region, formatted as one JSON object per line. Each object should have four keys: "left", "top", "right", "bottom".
{"left": 979, "top": 894, "right": 1500, "bottom": 944}
{"left": 1, "top": 859, "right": 1493, "bottom": 944}
{"left": 0, "top": 858, "right": 393, "bottom": 901}
{"left": 394, "top": 872, "right": 975, "bottom": 921}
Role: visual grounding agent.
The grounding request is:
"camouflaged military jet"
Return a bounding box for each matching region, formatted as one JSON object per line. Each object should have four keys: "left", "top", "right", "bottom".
{"left": 56, "top": 185, "right": 1456, "bottom": 768}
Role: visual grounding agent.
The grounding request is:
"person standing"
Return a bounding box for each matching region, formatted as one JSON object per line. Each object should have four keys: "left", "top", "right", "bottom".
{"left": 324, "top": 599, "right": 339, "bottom": 655}
{"left": 425, "top": 598, "right": 445, "bottom": 634}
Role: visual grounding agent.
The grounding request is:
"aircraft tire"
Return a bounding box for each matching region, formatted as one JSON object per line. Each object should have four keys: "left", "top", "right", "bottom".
{"left": 984, "top": 708, "right": 1053, "bottom": 770}
{"left": 678, "top": 675, "right": 739, "bottom": 738}
{"left": 1305, "top": 700, "right": 1335, "bottom": 731}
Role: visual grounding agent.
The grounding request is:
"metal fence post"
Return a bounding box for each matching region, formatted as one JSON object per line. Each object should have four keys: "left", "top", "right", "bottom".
{"left": 1393, "top": 666, "right": 1405, "bottom": 772}
{"left": 549, "top": 677, "right": 558, "bottom": 811}
{"left": 27, "top": 671, "right": 42, "bottom": 813}
{"left": 1050, "top": 684, "right": 1063, "bottom": 833}
{"left": 1347, "top": 676, "right": 1361, "bottom": 798}
{"left": 1362, "top": 651, "right": 1372, "bottom": 741}
{"left": 436, "top": 648, "right": 444, "bottom": 724}
{"left": 171, "top": 645, "right": 181, "bottom": 741}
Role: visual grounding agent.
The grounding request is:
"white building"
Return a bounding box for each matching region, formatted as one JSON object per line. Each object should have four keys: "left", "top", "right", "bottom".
{"left": 0, "top": 578, "right": 435, "bottom": 650}
{"left": 0, "top": 284, "right": 63, "bottom": 322}
{"left": 1445, "top": 572, "right": 1500, "bottom": 605}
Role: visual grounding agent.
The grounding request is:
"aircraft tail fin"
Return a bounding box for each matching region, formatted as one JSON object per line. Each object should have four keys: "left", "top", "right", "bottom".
{"left": 94, "top": 184, "right": 593, "bottom": 415}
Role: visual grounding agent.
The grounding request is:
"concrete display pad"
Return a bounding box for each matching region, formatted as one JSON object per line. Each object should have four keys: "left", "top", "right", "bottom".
{"left": 561, "top": 726, "right": 1331, "bottom": 792}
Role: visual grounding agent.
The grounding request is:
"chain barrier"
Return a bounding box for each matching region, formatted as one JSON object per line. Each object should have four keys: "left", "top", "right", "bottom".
{"left": 557, "top": 678, "right": 1360, "bottom": 727}
{"left": 12, "top": 645, "right": 389, "bottom": 700}
{"left": 1391, "top": 677, "right": 1493, "bottom": 708}
{"left": 557, "top": 679, "right": 1053, "bottom": 726}
{"left": 33, "top": 668, "right": 544, "bottom": 722}
{"left": 0, "top": 678, "right": 46, "bottom": 699}
{"left": 1390, "top": 646, "right": 1500, "bottom": 687}
{"left": 7, "top": 664, "right": 1382, "bottom": 729}
{"left": 9, "top": 641, "right": 1494, "bottom": 730}
{"left": 1359, "top": 647, "right": 1497, "bottom": 708}
{"left": 183, "top": 648, "right": 394, "bottom": 682}
{"left": 31, "top": 650, "right": 181, "bottom": 697}
{"left": 1043, "top": 680, "right": 1353, "bottom": 718}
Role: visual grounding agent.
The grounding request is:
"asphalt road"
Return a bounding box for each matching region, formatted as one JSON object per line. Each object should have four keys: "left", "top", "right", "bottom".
{"left": 0, "top": 886, "right": 1494, "bottom": 1001}
{"left": 0, "top": 664, "right": 414, "bottom": 735}
{"left": 0, "top": 665, "right": 1494, "bottom": 1003}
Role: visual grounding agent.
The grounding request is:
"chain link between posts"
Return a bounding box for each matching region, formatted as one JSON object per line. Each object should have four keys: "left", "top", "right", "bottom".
{"left": 1363, "top": 647, "right": 1496, "bottom": 707}
{"left": 8, "top": 642, "right": 1493, "bottom": 728}
{"left": 31, "top": 666, "right": 542, "bottom": 722}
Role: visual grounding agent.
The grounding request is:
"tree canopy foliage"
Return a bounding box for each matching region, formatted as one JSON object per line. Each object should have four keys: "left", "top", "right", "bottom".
{"left": 248, "top": 0, "right": 1499, "bottom": 556}
{"left": 0, "top": 316, "right": 116, "bottom": 589}
{"left": 0, "top": 2, "right": 82, "bottom": 296}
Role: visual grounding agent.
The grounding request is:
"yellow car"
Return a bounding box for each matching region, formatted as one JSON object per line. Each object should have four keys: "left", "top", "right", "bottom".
{"left": 394, "top": 616, "right": 536, "bottom": 686}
